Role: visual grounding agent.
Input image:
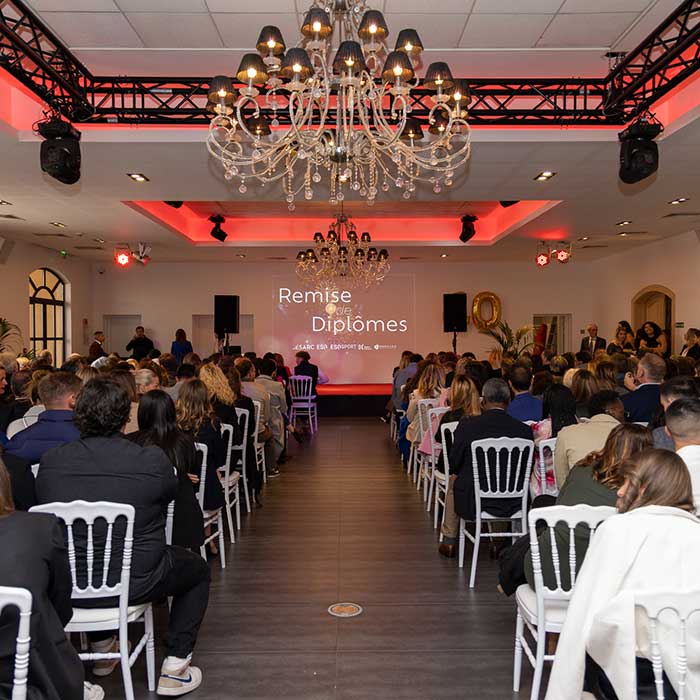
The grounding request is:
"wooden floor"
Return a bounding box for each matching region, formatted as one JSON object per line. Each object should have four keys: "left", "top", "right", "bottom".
{"left": 99, "top": 418, "right": 535, "bottom": 699}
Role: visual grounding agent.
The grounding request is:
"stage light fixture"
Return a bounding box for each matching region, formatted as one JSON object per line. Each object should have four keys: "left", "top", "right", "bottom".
{"left": 535, "top": 241, "right": 550, "bottom": 267}
{"left": 132, "top": 242, "right": 151, "bottom": 265}
{"left": 209, "top": 214, "right": 228, "bottom": 242}
{"left": 499, "top": 200, "right": 520, "bottom": 208}
{"left": 555, "top": 244, "right": 572, "bottom": 263}
{"left": 534, "top": 171, "right": 556, "bottom": 182}
{"left": 164, "top": 201, "right": 184, "bottom": 209}
{"left": 37, "top": 116, "right": 81, "bottom": 185}
{"left": 616, "top": 220, "right": 631, "bottom": 226}
{"left": 618, "top": 113, "right": 663, "bottom": 184}
{"left": 440, "top": 253, "right": 449, "bottom": 258}
{"left": 115, "top": 250, "right": 131, "bottom": 267}
{"left": 50, "top": 221, "right": 66, "bottom": 228}
{"left": 0, "top": 200, "right": 12, "bottom": 206}
{"left": 127, "top": 173, "right": 149, "bottom": 182}
{"left": 459, "top": 214, "right": 477, "bottom": 243}
{"left": 669, "top": 197, "right": 688, "bottom": 204}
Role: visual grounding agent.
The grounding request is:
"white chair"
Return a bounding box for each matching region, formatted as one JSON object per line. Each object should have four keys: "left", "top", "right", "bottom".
{"left": 536, "top": 437, "right": 558, "bottom": 497}
{"left": 415, "top": 399, "right": 440, "bottom": 494}
{"left": 393, "top": 409, "right": 406, "bottom": 455}
{"left": 435, "top": 421, "right": 459, "bottom": 535}
{"left": 30, "top": 464, "right": 39, "bottom": 478}
{"left": 194, "top": 443, "right": 226, "bottom": 569}
{"left": 0, "top": 586, "right": 32, "bottom": 700}
{"left": 165, "top": 500, "right": 174, "bottom": 546}
{"left": 251, "top": 400, "right": 267, "bottom": 484}
{"left": 410, "top": 398, "right": 437, "bottom": 486}
{"left": 513, "top": 504, "right": 616, "bottom": 700}
{"left": 232, "top": 407, "right": 252, "bottom": 513}
{"left": 458, "top": 437, "right": 535, "bottom": 588}
{"left": 634, "top": 589, "right": 700, "bottom": 700}
{"left": 424, "top": 407, "right": 449, "bottom": 508}
{"left": 29, "top": 501, "right": 156, "bottom": 700}
{"left": 288, "top": 375, "right": 317, "bottom": 434}
{"left": 219, "top": 423, "right": 241, "bottom": 543}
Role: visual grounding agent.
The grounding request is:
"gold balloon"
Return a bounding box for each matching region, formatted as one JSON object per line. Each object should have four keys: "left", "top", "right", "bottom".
{"left": 471, "top": 291, "right": 502, "bottom": 331}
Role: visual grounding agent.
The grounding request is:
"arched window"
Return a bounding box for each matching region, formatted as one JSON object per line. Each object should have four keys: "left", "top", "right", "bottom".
{"left": 29, "top": 268, "right": 65, "bottom": 363}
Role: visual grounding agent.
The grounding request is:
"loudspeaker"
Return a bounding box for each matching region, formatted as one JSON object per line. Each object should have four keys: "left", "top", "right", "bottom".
{"left": 214, "top": 295, "right": 240, "bottom": 337}
{"left": 443, "top": 293, "right": 467, "bottom": 333}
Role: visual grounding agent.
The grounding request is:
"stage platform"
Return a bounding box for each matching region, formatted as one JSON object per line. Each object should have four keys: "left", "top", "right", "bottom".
{"left": 315, "top": 384, "right": 392, "bottom": 417}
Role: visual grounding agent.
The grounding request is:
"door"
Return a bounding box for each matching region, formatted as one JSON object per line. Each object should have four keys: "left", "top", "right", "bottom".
{"left": 532, "top": 314, "right": 572, "bottom": 355}
{"left": 192, "top": 314, "right": 255, "bottom": 356}
{"left": 103, "top": 314, "right": 141, "bottom": 358}
{"left": 632, "top": 286, "right": 675, "bottom": 352}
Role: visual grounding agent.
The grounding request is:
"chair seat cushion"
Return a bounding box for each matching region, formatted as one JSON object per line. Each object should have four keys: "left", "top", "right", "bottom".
{"left": 68, "top": 602, "right": 150, "bottom": 628}
{"left": 515, "top": 584, "right": 569, "bottom": 628}
{"left": 481, "top": 509, "right": 522, "bottom": 520}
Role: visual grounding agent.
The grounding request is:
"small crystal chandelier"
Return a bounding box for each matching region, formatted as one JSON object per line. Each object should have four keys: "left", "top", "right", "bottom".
{"left": 296, "top": 207, "right": 389, "bottom": 289}
{"left": 206, "top": 0, "right": 470, "bottom": 209}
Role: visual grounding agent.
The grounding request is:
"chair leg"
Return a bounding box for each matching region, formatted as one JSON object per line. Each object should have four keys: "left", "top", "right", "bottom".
{"left": 416, "top": 454, "right": 422, "bottom": 490}
{"left": 458, "top": 519, "right": 466, "bottom": 568}
{"left": 407, "top": 445, "right": 414, "bottom": 475}
{"left": 119, "top": 623, "right": 135, "bottom": 700}
{"left": 469, "top": 520, "right": 481, "bottom": 588}
{"left": 218, "top": 512, "right": 226, "bottom": 570}
{"left": 235, "top": 486, "right": 241, "bottom": 530}
{"left": 225, "top": 491, "right": 235, "bottom": 544}
{"left": 145, "top": 605, "right": 156, "bottom": 692}
{"left": 433, "top": 486, "right": 440, "bottom": 529}
{"left": 312, "top": 404, "right": 318, "bottom": 432}
{"left": 513, "top": 611, "right": 524, "bottom": 692}
{"left": 530, "top": 627, "right": 547, "bottom": 700}
{"left": 242, "top": 474, "right": 251, "bottom": 513}
{"left": 426, "top": 472, "right": 435, "bottom": 512}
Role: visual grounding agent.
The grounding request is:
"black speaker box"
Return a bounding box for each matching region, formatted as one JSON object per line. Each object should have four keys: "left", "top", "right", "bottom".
{"left": 214, "top": 295, "right": 240, "bottom": 336}
{"left": 443, "top": 293, "right": 468, "bottom": 333}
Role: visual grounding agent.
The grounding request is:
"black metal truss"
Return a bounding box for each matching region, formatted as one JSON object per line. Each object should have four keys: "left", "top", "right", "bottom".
{"left": 1, "top": 0, "right": 699, "bottom": 127}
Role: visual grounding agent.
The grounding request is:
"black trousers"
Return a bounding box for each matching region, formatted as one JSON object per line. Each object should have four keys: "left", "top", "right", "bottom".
{"left": 88, "top": 545, "right": 211, "bottom": 659}
{"left": 585, "top": 654, "right": 678, "bottom": 699}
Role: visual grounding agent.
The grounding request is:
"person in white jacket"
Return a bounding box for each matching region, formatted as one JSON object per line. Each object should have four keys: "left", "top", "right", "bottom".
{"left": 546, "top": 448, "right": 700, "bottom": 700}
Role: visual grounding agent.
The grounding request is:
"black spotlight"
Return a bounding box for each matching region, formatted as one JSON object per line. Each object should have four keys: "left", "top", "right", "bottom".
{"left": 164, "top": 201, "right": 184, "bottom": 209}
{"left": 209, "top": 214, "right": 227, "bottom": 242}
{"left": 618, "top": 115, "right": 663, "bottom": 185}
{"left": 37, "top": 116, "right": 81, "bottom": 185}
{"left": 459, "top": 214, "right": 477, "bottom": 243}
{"left": 499, "top": 200, "right": 519, "bottom": 208}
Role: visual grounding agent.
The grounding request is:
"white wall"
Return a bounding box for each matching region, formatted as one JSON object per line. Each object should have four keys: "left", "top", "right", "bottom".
{"left": 0, "top": 239, "right": 93, "bottom": 356}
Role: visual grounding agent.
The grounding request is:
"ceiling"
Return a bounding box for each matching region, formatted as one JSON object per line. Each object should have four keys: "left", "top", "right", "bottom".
{"left": 24, "top": 0, "right": 681, "bottom": 77}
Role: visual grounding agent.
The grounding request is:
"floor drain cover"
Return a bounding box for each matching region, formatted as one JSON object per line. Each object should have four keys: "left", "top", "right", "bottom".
{"left": 328, "top": 602, "right": 363, "bottom": 618}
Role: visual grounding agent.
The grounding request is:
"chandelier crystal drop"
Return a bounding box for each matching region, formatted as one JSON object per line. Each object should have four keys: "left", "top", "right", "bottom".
{"left": 295, "top": 207, "right": 390, "bottom": 289}
{"left": 206, "top": 0, "right": 471, "bottom": 206}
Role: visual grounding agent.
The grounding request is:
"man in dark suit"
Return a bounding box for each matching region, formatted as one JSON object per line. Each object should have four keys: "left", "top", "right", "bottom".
{"left": 125, "top": 325, "right": 155, "bottom": 362}
{"left": 36, "top": 376, "right": 210, "bottom": 697}
{"left": 293, "top": 350, "right": 321, "bottom": 394}
{"left": 88, "top": 331, "right": 107, "bottom": 361}
{"left": 440, "top": 378, "right": 533, "bottom": 558}
{"left": 579, "top": 323, "right": 606, "bottom": 355}
{"left": 622, "top": 352, "right": 665, "bottom": 423}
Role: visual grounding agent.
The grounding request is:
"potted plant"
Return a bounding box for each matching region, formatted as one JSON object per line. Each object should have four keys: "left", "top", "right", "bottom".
{"left": 480, "top": 320, "right": 534, "bottom": 362}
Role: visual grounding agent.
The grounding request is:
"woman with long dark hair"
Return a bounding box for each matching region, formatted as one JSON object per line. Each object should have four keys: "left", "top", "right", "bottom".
{"left": 128, "top": 390, "right": 204, "bottom": 550}
{"left": 637, "top": 320, "right": 669, "bottom": 357}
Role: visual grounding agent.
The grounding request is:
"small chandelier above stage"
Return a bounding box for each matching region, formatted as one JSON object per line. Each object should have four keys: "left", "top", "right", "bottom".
{"left": 206, "top": 0, "right": 471, "bottom": 209}
{"left": 296, "top": 207, "right": 389, "bottom": 289}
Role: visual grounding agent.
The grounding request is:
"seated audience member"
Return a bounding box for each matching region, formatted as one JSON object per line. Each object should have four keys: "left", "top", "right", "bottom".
{"left": 664, "top": 397, "right": 700, "bottom": 511}
{"left": 5, "top": 370, "right": 48, "bottom": 439}
{"left": 506, "top": 366, "right": 543, "bottom": 422}
{"left": 165, "top": 363, "right": 196, "bottom": 403}
{"left": 0, "top": 461, "right": 104, "bottom": 700}
{"left": 680, "top": 327, "right": 700, "bottom": 361}
{"left": 562, "top": 367, "right": 579, "bottom": 389}
{"left": 622, "top": 351, "right": 665, "bottom": 423}
{"left": 609, "top": 353, "right": 630, "bottom": 393}
{"left": 198, "top": 363, "right": 240, "bottom": 431}
{"left": 76, "top": 365, "right": 99, "bottom": 385}
{"left": 571, "top": 369, "right": 601, "bottom": 419}
{"left": 553, "top": 390, "right": 623, "bottom": 488}
{"left": 675, "top": 355, "right": 696, "bottom": 377}
{"left": 606, "top": 325, "right": 635, "bottom": 356}
{"left": 176, "top": 379, "right": 228, "bottom": 522}
{"left": 441, "top": 379, "right": 533, "bottom": 557}
{"left": 256, "top": 358, "right": 288, "bottom": 466}
{"left": 292, "top": 350, "right": 329, "bottom": 394}
{"left": 531, "top": 370, "right": 553, "bottom": 398}
{"left": 549, "top": 355, "right": 568, "bottom": 383}
{"left": 575, "top": 351, "right": 592, "bottom": 368}
{"left": 36, "top": 377, "right": 209, "bottom": 696}
{"left": 1, "top": 370, "right": 33, "bottom": 433}
{"left": 273, "top": 353, "right": 292, "bottom": 385}
{"left": 546, "top": 449, "right": 700, "bottom": 700}
{"left": 125, "top": 325, "right": 154, "bottom": 362}
{"left": 159, "top": 353, "right": 178, "bottom": 387}
{"left": 0, "top": 450, "right": 36, "bottom": 511}
{"left": 135, "top": 368, "right": 160, "bottom": 396}
{"left": 530, "top": 383, "right": 578, "bottom": 496}
{"left": 652, "top": 377, "right": 699, "bottom": 449}
{"left": 403, "top": 363, "right": 444, "bottom": 464}
{"left": 129, "top": 390, "right": 204, "bottom": 551}
{"left": 5, "top": 372, "right": 81, "bottom": 464}
{"left": 181, "top": 352, "right": 202, "bottom": 370}
{"left": 110, "top": 369, "right": 139, "bottom": 434}
{"left": 637, "top": 320, "right": 668, "bottom": 357}
{"left": 594, "top": 361, "right": 619, "bottom": 393}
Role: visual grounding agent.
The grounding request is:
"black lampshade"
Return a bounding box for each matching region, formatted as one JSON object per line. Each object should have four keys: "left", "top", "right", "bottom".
{"left": 313, "top": 231, "right": 325, "bottom": 243}
{"left": 280, "top": 48, "right": 314, "bottom": 81}
{"left": 399, "top": 117, "right": 424, "bottom": 141}
{"left": 367, "top": 247, "right": 378, "bottom": 260}
{"left": 395, "top": 28, "right": 422, "bottom": 55}
{"left": 381, "top": 50, "right": 414, "bottom": 83}
{"left": 333, "top": 41, "right": 367, "bottom": 75}
{"left": 256, "top": 26, "right": 286, "bottom": 56}
{"left": 236, "top": 53, "right": 269, "bottom": 85}
{"left": 378, "top": 249, "right": 389, "bottom": 261}
{"left": 360, "top": 231, "right": 371, "bottom": 243}
{"left": 208, "top": 75, "right": 234, "bottom": 102}
{"left": 358, "top": 10, "right": 388, "bottom": 41}
{"left": 429, "top": 112, "right": 449, "bottom": 135}
{"left": 296, "top": 251, "right": 306, "bottom": 261}
{"left": 424, "top": 61, "right": 454, "bottom": 90}
{"left": 354, "top": 248, "right": 365, "bottom": 258}
{"left": 449, "top": 79, "right": 470, "bottom": 104}
{"left": 301, "top": 7, "right": 332, "bottom": 38}
{"left": 243, "top": 113, "right": 271, "bottom": 136}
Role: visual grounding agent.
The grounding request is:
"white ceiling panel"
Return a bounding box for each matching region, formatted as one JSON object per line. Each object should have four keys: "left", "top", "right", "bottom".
{"left": 126, "top": 13, "right": 223, "bottom": 48}
{"left": 116, "top": 0, "right": 210, "bottom": 11}
{"left": 205, "top": 0, "right": 297, "bottom": 12}
{"left": 472, "top": 0, "right": 563, "bottom": 12}
{"left": 213, "top": 12, "right": 300, "bottom": 48}
{"left": 537, "top": 12, "right": 638, "bottom": 47}
{"left": 39, "top": 12, "right": 144, "bottom": 47}
{"left": 384, "top": 0, "right": 473, "bottom": 13}
{"left": 28, "top": 0, "right": 118, "bottom": 10}
{"left": 560, "top": 0, "right": 651, "bottom": 11}
{"left": 385, "top": 13, "right": 467, "bottom": 48}
{"left": 460, "top": 14, "right": 553, "bottom": 48}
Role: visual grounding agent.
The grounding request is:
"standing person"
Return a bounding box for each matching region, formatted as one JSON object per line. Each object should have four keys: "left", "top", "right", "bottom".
{"left": 126, "top": 326, "right": 155, "bottom": 362}
{"left": 171, "top": 329, "right": 194, "bottom": 367}
{"left": 88, "top": 331, "right": 107, "bottom": 361}
{"left": 579, "top": 324, "right": 606, "bottom": 356}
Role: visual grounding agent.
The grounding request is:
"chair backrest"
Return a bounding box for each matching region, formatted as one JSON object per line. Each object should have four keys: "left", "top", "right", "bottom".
{"left": 29, "top": 501, "right": 135, "bottom": 613}
{"left": 232, "top": 407, "right": 250, "bottom": 476}
{"left": 251, "top": 400, "right": 262, "bottom": 444}
{"left": 528, "top": 504, "right": 616, "bottom": 604}
{"left": 417, "top": 398, "right": 438, "bottom": 440}
{"left": 165, "top": 500, "right": 175, "bottom": 546}
{"left": 289, "top": 375, "right": 313, "bottom": 401}
{"left": 0, "top": 586, "right": 32, "bottom": 700}
{"left": 439, "top": 421, "right": 460, "bottom": 473}
{"left": 219, "top": 423, "right": 235, "bottom": 476}
{"left": 470, "top": 437, "right": 535, "bottom": 503}
{"left": 30, "top": 464, "right": 39, "bottom": 478}
{"left": 427, "top": 407, "right": 450, "bottom": 454}
{"left": 194, "top": 442, "right": 208, "bottom": 510}
{"left": 537, "top": 437, "right": 558, "bottom": 492}
{"left": 634, "top": 589, "right": 700, "bottom": 700}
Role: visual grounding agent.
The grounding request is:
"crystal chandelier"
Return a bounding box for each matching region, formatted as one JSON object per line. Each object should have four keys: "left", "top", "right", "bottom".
{"left": 206, "top": 0, "right": 470, "bottom": 209}
{"left": 295, "top": 207, "right": 389, "bottom": 289}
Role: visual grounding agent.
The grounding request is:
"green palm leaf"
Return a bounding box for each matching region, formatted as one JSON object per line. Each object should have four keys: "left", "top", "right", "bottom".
{"left": 0, "top": 318, "right": 23, "bottom": 353}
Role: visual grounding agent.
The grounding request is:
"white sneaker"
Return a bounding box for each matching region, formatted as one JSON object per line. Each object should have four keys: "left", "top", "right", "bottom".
{"left": 157, "top": 657, "right": 203, "bottom": 696}
{"left": 84, "top": 681, "right": 105, "bottom": 700}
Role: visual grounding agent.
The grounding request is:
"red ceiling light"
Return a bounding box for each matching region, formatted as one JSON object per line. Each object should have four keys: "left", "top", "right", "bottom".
{"left": 555, "top": 246, "right": 572, "bottom": 263}
{"left": 115, "top": 250, "right": 130, "bottom": 267}
{"left": 535, "top": 252, "right": 550, "bottom": 267}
